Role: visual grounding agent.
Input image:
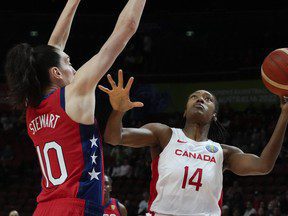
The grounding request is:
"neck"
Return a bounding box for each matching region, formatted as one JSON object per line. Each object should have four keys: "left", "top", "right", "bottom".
{"left": 43, "top": 84, "right": 60, "bottom": 96}
{"left": 183, "top": 122, "right": 210, "bottom": 142}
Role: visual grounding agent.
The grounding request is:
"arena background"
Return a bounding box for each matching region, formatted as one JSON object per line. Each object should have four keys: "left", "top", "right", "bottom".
{"left": 0, "top": 0, "right": 288, "bottom": 215}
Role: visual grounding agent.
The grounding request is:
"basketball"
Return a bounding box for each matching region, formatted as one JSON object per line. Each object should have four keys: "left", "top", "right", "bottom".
{"left": 261, "top": 48, "right": 288, "bottom": 96}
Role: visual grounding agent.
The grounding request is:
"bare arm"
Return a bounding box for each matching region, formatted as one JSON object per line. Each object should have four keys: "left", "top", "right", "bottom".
{"left": 106, "top": 114, "right": 164, "bottom": 148}
{"left": 99, "top": 70, "right": 171, "bottom": 148}
{"left": 48, "top": 0, "right": 81, "bottom": 50}
{"left": 65, "top": 0, "right": 146, "bottom": 124}
{"left": 71, "top": 0, "right": 146, "bottom": 94}
{"left": 224, "top": 99, "right": 288, "bottom": 176}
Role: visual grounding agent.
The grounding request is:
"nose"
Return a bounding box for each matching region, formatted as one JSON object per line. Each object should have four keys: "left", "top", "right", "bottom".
{"left": 196, "top": 98, "right": 204, "bottom": 103}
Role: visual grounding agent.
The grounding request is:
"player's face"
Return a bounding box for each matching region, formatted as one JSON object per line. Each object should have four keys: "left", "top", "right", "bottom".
{"left": 104, "top": 176, "right": 112, "bottom": 195}
{"left": 57, "top": 50, "right": 76, "bottom": 86}
{"left": 184, "top": 90, "right": 216, "bottom": 124}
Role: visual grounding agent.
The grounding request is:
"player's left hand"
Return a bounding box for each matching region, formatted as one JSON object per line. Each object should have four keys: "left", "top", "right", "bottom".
{"left": 98, "top": 70, "right": 144, "bottom": 113}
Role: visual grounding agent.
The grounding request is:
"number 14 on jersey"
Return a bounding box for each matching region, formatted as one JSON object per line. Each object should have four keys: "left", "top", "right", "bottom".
{"left": 181, "top": 166, "right": 203, "bottom": 191}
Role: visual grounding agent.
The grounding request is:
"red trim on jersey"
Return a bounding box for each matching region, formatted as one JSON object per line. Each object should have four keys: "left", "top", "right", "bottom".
{"left": 148, "top": 156, "right": 160, "bottom": 214}
{"left": 95, "top": 118, "right": 105, "bottom": 206}
{"left": 218, "top": 190, "right": 223, "bottom": 213}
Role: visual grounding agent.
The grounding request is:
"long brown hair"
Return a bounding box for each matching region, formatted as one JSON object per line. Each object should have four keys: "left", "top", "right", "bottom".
{"left": 5, "top": 43, "right": 61, "bottom": 110}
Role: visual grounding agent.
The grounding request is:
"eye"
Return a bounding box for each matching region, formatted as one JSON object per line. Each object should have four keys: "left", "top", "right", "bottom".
{"left": 190, "top": 95, "right": 197, "bottom": 99}
{"left": 205, "top": 97, "right": 212, "bottom": 102}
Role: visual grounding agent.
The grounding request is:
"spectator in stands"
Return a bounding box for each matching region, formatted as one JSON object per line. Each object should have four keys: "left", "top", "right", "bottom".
{"left": 119, "top": 159, "right": 132, "bottom": 177}
{"left": 257, "top": 206, "right": 266, "bottom": 216}
{"left": 252, "top": 190, "right": 263, "bottom": 211}
{"left": 267, "top": 200, "right": 277, "bottom": 215}
{"left": 273, "top": 207, "right": 281, "bottom": 216}
{"left": 111, "top": 161, "right": 122, "bottom": 177}
{"left": 243, "top": 201, "right": 257, "bottom": 216}
{"left": 226, "top": 181, "right": 242, "bottom": 200}
{"left": 232, "top": 208, "right": 241, "bottom": 216}
{"left": 103, "top": 175, "right": 127, "bottom": 216}
{"left": 9, "top": 210, "right": 19, "bottom": 216}
{"left": 222, "top": 205, "right": 230, "bottom": 216}
{"left": 138, "top": 191, "right": 149, "bottom": 215}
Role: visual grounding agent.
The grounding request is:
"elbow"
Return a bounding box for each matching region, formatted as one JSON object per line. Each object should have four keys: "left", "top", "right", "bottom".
{"left": 103, "top": 135, "right": 121, "bottom": 146}
{"left": 259, "top": 164, "right": 274, "bottom": 175}
{"left": 124, "top": 19, "right": 138, "bottom": 35}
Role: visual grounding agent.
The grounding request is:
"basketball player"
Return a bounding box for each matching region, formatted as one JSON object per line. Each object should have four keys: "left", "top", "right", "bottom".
{"left": 103, "top": 175, "right": 127, "bottom": 216}
{"left": 5, "top": 0, "right": 146, "bottom": 215}
{"left": 98, "top": 70, "right": 288, "bottom": 216}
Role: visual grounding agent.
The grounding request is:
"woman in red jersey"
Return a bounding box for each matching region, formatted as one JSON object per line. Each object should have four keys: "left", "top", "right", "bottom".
{"left": 4, "top": 0, "right": 146, "bottom": 215}
{"left": 99, "top": 70, "right": 288, "bottom": 216}
{"left": 103, "top": 175, "right": 127, "bottom": 216}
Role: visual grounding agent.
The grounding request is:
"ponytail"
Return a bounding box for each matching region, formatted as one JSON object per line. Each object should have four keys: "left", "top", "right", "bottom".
{"left": 5, "top": 43, "right": 60, "bottom": 110}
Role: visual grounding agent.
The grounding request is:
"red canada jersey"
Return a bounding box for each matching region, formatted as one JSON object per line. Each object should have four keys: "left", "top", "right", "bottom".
{"left": 103, "top": 198, "right": 121, "bottom": 216}
{"left": 26, "top": 87, "right": 104, "bottom": 213}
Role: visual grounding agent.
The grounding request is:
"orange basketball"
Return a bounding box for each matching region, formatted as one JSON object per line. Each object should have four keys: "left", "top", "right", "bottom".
{"left": 261, "top": 48, "right": 288, "bottom": 96}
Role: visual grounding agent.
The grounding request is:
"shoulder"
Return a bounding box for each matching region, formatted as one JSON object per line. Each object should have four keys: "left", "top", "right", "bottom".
{"left": 141, "top": 123, "right": 172, "bottom": 137}
{"left": 64, "top": 84, "right": 95, "bottom": 124}
{"left": 142, "top": 123, "right": 172, "bottom": 145}
{"left": 142, "top": 123, "right": 171, "bottom": 131}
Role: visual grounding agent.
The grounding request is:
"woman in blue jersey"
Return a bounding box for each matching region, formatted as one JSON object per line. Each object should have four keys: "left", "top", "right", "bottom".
{"left": 4, "top": 0, "right": 146, "bottom": 215}
{"left": 99, "top": 70, "right": 288, "bottom": 216}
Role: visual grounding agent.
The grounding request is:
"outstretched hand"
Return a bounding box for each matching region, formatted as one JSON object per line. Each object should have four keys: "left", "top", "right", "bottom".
{"left": 98, "top": 70, "right": 144, "bottom": 113}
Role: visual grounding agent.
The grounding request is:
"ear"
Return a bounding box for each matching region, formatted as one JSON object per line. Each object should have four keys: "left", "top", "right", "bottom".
{"left": 213, "top": 113, "right": 217, "bottom": 121}
{"left": 49, "top": 66, "right": 62, "bottom": 80}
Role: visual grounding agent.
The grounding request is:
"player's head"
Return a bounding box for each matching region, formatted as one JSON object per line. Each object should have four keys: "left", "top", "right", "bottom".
{"left": 5, "top": 43, "right": 76, "bottom": 110}
{"left": 184, "top": 90, "right": 226, "bottom": 141}
{"left": 184, "top": 90, "right": 218, "bottom": 125}
{"left": 104, "top": 174, "right": 112, "bottom": 198}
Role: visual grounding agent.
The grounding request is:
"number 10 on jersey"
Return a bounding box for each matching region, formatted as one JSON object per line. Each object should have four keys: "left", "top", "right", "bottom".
{"left": 181, "top": 166, "right": 203, "bottom": 191}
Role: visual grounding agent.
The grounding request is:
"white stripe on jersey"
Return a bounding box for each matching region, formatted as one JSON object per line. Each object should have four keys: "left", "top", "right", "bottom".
{"left": 150, "top": 128, "right": 223, "bottom": 216}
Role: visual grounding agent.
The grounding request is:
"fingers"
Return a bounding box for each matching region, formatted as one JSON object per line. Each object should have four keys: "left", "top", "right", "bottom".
{"left": 118, "top": 69, "right": 124, "bottom": 88}
{"left": 107, "top": 74, "right": 117, "bottom": 88}
{"left": 125, "top": 77, "right": 134, "bottom": 92}
{"left": 98, "top": 85, "right": 111, "bottom": 94}
{"left": 132, "top": 102, "right": 144, "bottom": 108}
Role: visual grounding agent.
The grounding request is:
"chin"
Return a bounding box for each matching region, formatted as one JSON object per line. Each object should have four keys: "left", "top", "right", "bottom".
{"left": 189, "top": 112, "right": 208, "bottom": 123}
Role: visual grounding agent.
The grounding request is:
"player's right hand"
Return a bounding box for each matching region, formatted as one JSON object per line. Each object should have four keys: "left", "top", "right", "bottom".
{"left": 98, "top": 70, "right": 144, "bottom": 113}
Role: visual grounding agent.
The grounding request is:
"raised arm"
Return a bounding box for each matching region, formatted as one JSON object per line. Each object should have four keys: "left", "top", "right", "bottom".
{"left": 71, "top": 0, "right": 146, "bottom": 94}
{"left": 99, "top": 70, "right": 171, "bottom": 148}
{"left": 65, "top": 0, "right": 146, "bottom": 124}
{"left": 48, "top": 0, "right": 81, "bottom": 50}
{"left": 223, "top": 98, "right": 288, "bottom": 176}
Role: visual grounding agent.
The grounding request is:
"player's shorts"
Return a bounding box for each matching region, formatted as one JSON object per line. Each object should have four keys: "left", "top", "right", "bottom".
{"left": 33, "top": 198, "right": 103, "bottom": 216}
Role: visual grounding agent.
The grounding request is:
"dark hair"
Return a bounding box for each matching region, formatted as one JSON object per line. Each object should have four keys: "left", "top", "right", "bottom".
{"left": 5, "top": 43, "right": 61, "bottom": 110}
{"left": 208, "top": 94, "right": 228, "bottom": 143}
